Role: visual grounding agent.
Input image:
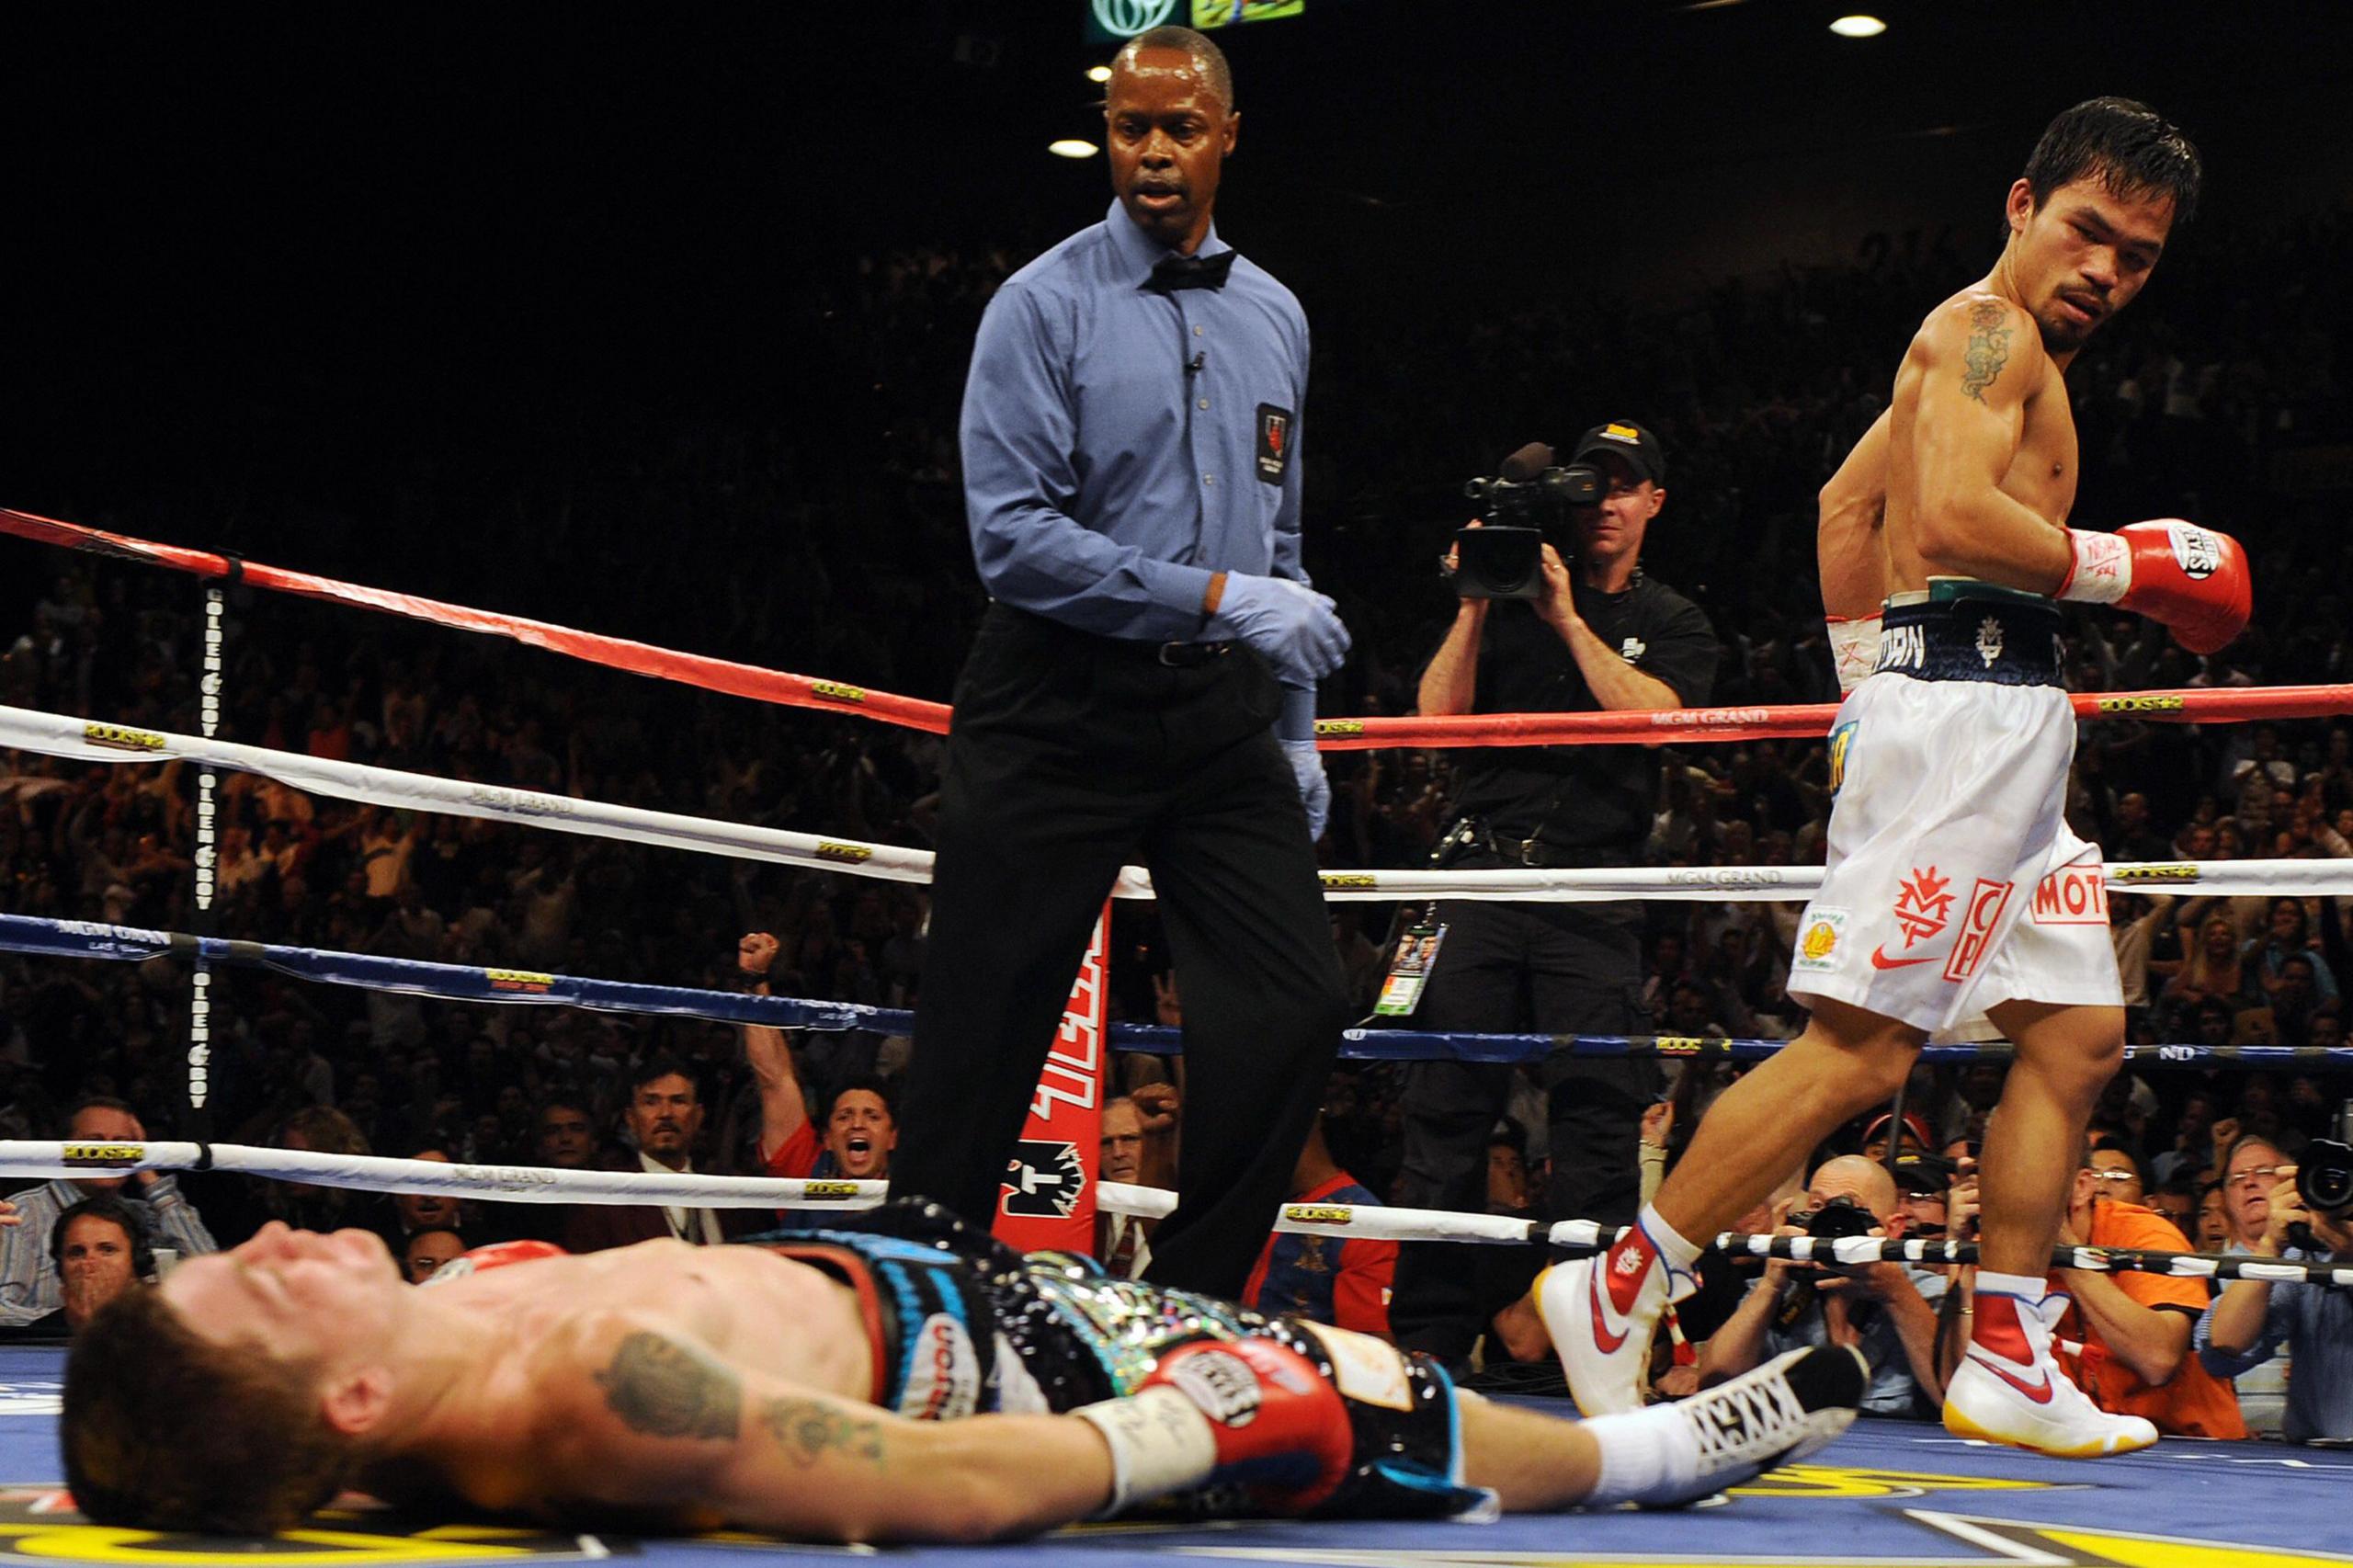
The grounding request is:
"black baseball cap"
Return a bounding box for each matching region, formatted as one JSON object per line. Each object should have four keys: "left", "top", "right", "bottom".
{"left": 1891, "top": 1153, "right": 1955, "bottom": 1196}
{"left": 1573, "top": 420, "right": 1667, "bottom": 487}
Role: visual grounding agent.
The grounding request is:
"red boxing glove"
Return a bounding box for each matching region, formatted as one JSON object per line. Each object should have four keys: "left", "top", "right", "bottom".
{"left": 2057, "top": 520, "right": 2250, "bottom": 655}
{"left": 1073, "top": 1337, "right": 1350, "bottom": 1516}
{"left": 418, "top": 1238, "right": 566, "bottom": 1286}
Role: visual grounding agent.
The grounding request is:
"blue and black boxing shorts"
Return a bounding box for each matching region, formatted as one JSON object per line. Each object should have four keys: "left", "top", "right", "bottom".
{"left": 739, "top": 1199, "right": 1491, "bottom": 1521}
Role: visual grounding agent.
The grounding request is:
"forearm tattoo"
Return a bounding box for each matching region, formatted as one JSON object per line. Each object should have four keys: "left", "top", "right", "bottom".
{"left": 758, "top": 1398, "right": 885, "bottom": 1468}
{"left": 596, "top": 1333, "right": 742, "bottom": 1440}
{"left": 1961, "top": 299, "right": 2012, "bottom": 403}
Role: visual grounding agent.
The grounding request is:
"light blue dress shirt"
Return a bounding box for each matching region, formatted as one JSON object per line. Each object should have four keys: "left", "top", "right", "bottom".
{"left": 959, "top": 199, "right": 1312, "bottom": 646}
{"left": 2195, "top": 1246, "right": 2353, "bottom": 1443}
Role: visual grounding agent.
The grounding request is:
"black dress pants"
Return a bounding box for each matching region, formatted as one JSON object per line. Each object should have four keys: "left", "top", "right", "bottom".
{"left": 1386, "top": 888, "right": 1658, "bottom": 1363}
{"left": 891, "top": 605, "right": 1351, "bottom": 1298}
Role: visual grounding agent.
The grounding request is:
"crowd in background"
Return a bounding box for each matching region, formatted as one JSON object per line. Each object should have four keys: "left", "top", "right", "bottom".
{"left": 0, "top": 200, "right": 2348, "bottom": 1431}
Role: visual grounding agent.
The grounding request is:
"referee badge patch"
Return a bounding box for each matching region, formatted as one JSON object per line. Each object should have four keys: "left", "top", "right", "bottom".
{"left": 1256, "top": 403, "right": 1294, "bottom": 484}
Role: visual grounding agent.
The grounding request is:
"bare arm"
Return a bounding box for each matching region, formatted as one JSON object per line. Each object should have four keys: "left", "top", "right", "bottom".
{"left": 1418, "top": 600, "right": 1488, "bottom": 717}
{"left": 1818, "top": 408, "right": 1892, "bottom": 621}
{"left": 735, "top": 933, "right": 807, "bottom": 1164}
{"left": 1554, "top": 605, "right": 1685, "bottom": 711}
{"left": 530, "top": 1314, "right": 1113, "bottom": 1542}
{"left": 1904, "top": 296, "right": 2074, "bottom": 590}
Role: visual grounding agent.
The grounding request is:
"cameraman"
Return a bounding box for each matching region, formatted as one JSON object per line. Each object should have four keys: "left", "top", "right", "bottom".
{"left": 1698, "top": 1155, "right": 1946, "bottom": 1415}
{"left": 1392, "top": 421, "right": 1718, "bottom": 1368}
{"left": 2195, "top": 1146, "right": 2353, "bottom": 1443}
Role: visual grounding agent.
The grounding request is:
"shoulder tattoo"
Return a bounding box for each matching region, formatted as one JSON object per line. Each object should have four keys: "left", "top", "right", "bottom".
{"left": 596, "top": 1332, "right": 741, "bottom": 1440}
{"left": 1961, "top": 299, "right": 2012, "bottom": 403}
{"left": 757, "top": 1398, "right": 886, "bottom": 1468}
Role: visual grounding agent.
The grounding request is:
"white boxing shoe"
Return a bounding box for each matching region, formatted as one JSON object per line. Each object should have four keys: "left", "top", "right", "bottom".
{"left": 1535, "top": 1222, "right": 1680, "bottom": 1417}
{"left": 1942, "top": 1290, "right": 2158, "bottom": 1459}
{"left": 1583, "top": 1344, "right": 1869, "bottom": 1508}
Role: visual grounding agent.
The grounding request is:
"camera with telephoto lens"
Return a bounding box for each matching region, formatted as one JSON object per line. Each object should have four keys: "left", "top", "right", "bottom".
{"left": 2290, "top": 1100, "right": 2353, "bottom": 1247}
{"left": 1788, "top": 1194, "right": 1878, "bottom": 1243}
{"left": 1450, "top": 442, "right": 1602, "bottom": 600}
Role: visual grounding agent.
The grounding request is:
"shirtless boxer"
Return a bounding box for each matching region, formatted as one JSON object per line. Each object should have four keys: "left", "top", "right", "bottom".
{"left": 63, "top": 1202, "right": 1864, "bottom": 1540}
{"left": 1540, "top": 97, "right": 2245, "bottom": 1459}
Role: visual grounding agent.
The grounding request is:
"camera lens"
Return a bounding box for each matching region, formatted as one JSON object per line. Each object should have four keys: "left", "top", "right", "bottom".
{"left": 2297, "top": 1139, "right": 2353, "bottom": 1217}
{"left": 1804, "top": 1199, "right": 1877, "bottom": 1242}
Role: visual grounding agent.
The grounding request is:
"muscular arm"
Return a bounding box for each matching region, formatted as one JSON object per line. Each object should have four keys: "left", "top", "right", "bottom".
{"left": 531, "top": 1314, "right": 1113, "bottom": 1542}
{"left": 1819, "top": 409, "right": 1892, "bottom": 621}
{"left": 1417, "top": 600, "right": 1487, "bottom": 717}
{"left": 1904, "top": 296, "right": 2074, "bottom": 591}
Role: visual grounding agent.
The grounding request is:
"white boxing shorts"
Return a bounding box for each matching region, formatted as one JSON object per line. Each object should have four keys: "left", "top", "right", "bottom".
{"left": 1788, "top": 586, "right": 2122, "bottom": 1034}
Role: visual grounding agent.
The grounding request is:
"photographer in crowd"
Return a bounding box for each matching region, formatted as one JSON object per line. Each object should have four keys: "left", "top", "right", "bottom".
{"left": 2196, "top": 1119, "right": 2353, "bottom": 1442}
{"left": 1390, "top": 422, "right": 1719, "bottom": 1369}
{"left": 1697, "top": 1155, "right": 1946, "bottom": 1415}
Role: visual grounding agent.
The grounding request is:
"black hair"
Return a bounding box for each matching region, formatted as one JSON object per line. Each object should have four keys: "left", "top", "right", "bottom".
{"left": 51, "top": 1196, "right": 154, "bottom": 1282}
{"left": 1116, "top": 25, "right": 1234, "bottom": 111}
{"left": 63, "top": 1096, "right": 136, "bottom": 1136}
{"left": 626, "top": 1052, "right": 699, "bottom": 1101}
{"left": 824, "top": 1074, "right": 896, "bottom": 1124}
{"left": 2022, "top": 97, "right": 2202, "bottom": 226}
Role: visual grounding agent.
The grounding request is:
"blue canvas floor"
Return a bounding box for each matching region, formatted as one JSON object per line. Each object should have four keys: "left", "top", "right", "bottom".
{"left": 3, "top": 1345, "right": 2348, "bottom": 1564}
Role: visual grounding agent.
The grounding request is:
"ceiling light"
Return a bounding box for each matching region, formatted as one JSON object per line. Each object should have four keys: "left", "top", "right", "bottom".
{"left": 1829, "top": 15, "right": 1887, "bottom": 37}
{"left": 1086, "top": 64, "right": 1112, "bottom": 83}
{"left": 1049, "top": 139, "right": 1100, "bottom": 159}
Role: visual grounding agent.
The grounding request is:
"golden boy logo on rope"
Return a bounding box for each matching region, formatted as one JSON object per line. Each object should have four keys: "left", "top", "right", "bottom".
{"left": 2115, "top": 863, "right": 2200, "bottom": 883}
{"left": 60, "top": 1145, "right": 142, "bottom": 1165}
{"left": 484, "top": 969, "right": 555, "bottom": 994}
{"left": 800, "top": 1181, "right": 863, "bottom": 1200}
{"left": 1320, "top": 873, "right": 1379, "bottom": 891}
{"left": 1284, "top": 1204, "right": 1356, "bottom": 1225}
{"left": 809, "top": 680, "right": 868, "bottom": 704}
{"left": 814, "top": 842, "right": 874, "bottom": 864}
{"left": 79, "top": 722, "right": 165, "bottom": 753}
{"left": 2096, "top": 693, "right": 2187, "bottom": 714}
{"left": 1314, "top": 718, "right": 1366, "bottom": 736}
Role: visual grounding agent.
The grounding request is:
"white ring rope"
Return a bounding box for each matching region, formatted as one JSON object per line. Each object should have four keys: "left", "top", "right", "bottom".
{"left": 14, "top": 1142, "right": 2350, "bottom": 1285}
{"left": 6, "top": 704, "right": 2350, "bottom": 903}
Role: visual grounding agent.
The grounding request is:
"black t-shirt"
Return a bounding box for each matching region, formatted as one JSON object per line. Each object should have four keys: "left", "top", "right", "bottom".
{"left": 1437, "top": 574, "right": 1719, "bottom": 851}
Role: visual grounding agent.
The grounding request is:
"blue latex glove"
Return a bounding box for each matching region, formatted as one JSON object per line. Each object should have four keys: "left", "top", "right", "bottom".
{"left": 1278, "top": 686, "right": 1328, "bottom": 838}
{"left": 1208, "top": 574, "right": 1351, "bottom": 687}
{"left": 1282, "top": 740, "right": 1332, "bottom": 840}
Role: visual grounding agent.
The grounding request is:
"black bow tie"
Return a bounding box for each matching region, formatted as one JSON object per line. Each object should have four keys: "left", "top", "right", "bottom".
{"left": 1149, "top": 250, "right": 1235, "bottom": 292}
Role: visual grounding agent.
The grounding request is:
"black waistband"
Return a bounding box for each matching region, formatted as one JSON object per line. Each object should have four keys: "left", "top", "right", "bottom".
{"left": 1874, "top": 592, "right": 2064, "bottom": 687}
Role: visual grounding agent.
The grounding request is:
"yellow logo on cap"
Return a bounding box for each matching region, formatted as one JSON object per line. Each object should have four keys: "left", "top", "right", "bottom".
{"left": 1603, "top": 422, "right": 1642, "bottom": 442}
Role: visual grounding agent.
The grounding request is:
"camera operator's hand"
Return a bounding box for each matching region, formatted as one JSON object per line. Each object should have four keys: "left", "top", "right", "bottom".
{"left": 2259, "top": 1166, "right": 2305, "bottom": 1256}
{"left": 1948, "top": 1169, "right": 1981, "bottom": 1242}
{"left": 1532, "top": 542, "right": 1581, "bottom": 637}
{"left": 1208, "top": 574, "right": 1350, "bottom": 687}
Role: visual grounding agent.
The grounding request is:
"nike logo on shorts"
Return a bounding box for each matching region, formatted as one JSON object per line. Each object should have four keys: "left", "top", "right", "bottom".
{"left": 1870, "top": 945, "right": 1935, "bottom": 970}
{"left": 1966, "top": 1347, "right": 2055, "bottom": 1404}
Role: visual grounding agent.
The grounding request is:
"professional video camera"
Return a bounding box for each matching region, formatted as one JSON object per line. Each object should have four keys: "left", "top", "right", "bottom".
{"left": 1450, "top": 441, "right": 1603, "bottom": 599}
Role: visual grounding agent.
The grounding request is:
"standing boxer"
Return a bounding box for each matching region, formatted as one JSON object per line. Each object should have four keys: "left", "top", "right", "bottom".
{"left": 1544, "top": 97, "right": 2246, "bottom": 1460}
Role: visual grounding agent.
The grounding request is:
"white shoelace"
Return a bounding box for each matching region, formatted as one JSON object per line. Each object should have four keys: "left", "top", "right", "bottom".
{"left": 1679, "top": 1368, "right": 1812, "bottom": 1466}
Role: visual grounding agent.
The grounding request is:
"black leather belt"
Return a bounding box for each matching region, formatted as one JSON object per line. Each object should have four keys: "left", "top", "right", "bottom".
{"left": 1154, "top": 640, "right": 1234, "bottom": 668}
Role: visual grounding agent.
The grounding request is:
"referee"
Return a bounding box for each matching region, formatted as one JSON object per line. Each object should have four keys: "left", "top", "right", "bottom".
{"left": 889, "top": 26, "right": 1351, "bottom": 1298}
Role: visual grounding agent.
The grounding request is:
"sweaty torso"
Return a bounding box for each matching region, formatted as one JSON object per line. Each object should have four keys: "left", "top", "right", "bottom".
{"left": 1882, "top": 287, "right": 2078, "bottom": 595}
{"left": 371, "top": 1240, "right": 874, "bottom": 1512}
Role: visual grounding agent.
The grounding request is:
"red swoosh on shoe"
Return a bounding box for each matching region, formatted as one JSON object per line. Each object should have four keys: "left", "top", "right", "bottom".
{"left": 1588, "top": 1258, "right": 1631, "bottom": 1354}
{"left": 1967, "top": 1348, "right": 2056, "bottom": 1404}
